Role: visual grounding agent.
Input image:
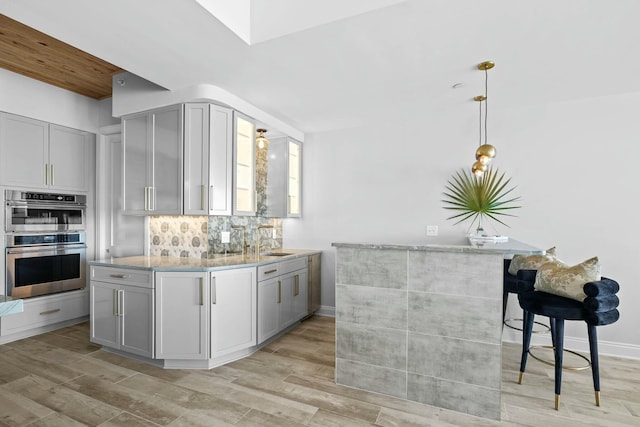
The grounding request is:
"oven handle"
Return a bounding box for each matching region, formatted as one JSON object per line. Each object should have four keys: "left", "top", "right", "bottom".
{"left": 7, "top": 244, "right": 87, "bottom": 255}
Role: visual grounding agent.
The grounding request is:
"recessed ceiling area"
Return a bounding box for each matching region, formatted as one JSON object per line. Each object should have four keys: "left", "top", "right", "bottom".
{"left": 0, "top": 14, "right": 122, "bottom": 99}
{"left": 194, "top": 0, "right": 407, "bottom": 45}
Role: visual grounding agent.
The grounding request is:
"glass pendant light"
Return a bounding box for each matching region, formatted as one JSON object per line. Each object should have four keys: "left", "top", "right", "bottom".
{"left": 256, "top": 128, "right": 270, "bottom": 149}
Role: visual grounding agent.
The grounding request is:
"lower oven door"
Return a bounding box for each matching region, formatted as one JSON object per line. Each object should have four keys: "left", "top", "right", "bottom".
{"left": 6, "top": 244, "right": 87, "bottom": 298}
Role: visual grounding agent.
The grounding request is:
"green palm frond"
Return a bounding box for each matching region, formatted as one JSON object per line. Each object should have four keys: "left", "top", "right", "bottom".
{"left": 442, "top": 167, "right": 522, "bottom": 228}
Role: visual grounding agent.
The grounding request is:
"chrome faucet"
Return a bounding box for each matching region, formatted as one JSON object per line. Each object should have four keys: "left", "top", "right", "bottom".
{"left": 231, "top": 225, "right": 249, "bottom": 255}
{"left": 256, "top": 224, "right": 274, "bottom": 258}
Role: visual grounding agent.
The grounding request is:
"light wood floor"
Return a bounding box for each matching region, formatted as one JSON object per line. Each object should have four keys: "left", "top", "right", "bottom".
{"left": 0, "top": 316, "right": 639, "bottom": 426}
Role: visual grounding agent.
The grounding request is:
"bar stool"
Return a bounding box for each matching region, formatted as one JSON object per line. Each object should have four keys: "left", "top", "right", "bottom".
{"left": 503, "top": 259, "right": 549, "bottom": 332}
{"left": 517, "top": 278, "right": 620, "bottom": 410}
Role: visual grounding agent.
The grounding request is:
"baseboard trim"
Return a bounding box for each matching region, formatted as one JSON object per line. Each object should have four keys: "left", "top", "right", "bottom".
{"left": 315, "top": 305, "right": 335, "bottom": 317}
{"left": 502, "top": 327, "right": 640, "bottom": 360}
{"left": 0, "top": 316, "right": 89, "bottom": 345}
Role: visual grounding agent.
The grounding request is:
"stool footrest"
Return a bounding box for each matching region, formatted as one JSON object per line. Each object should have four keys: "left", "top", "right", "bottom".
{"left": 528, "top": 345, "right": 591, "bottom": 371}
{"left": 504, "top": 318, "right": 550, "bottom": 333}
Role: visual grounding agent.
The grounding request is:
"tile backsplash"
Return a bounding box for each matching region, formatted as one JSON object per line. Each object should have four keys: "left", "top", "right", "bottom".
{"left": 149, "top": 215, "right": 283, "bottom": 258}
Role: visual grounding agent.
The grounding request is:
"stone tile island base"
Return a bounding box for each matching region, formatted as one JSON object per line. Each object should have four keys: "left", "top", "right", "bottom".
{"left": 332, "top": 239, "right": 542, "bottom": 421}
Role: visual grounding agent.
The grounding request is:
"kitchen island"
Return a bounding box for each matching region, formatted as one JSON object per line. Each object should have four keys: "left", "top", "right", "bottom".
{"left": 332, "top": 238, "right": 542, "bottom": 420}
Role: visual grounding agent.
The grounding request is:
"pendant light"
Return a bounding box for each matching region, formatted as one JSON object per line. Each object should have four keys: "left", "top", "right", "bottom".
{"left": 256, "top": 128, "right": 270, "bottom": 149}
{"left": 471, "top": 61, "right": 496, "bottom": 176}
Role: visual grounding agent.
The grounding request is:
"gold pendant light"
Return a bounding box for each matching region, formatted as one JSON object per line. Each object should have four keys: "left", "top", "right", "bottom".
{"left": 471, "top": 61, "right": 496, "bottom": 176}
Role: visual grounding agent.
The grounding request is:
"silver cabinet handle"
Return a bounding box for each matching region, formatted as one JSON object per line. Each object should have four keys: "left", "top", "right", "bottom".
{"left": 264, "top": 269, "right": 277, "bottom": 275}
{"left": 40, "top": 308, "right": 60, "bottom": 316}
{"left": 113, "top": 289, "right": 118, "bottom": 316}
{"left": 209, "top": 185, "right": 214, "bottom": 211}
{"left": 294, "top": 275, "right": 299, "bottom": 296}
{"left": 118, "top": 289, "right": 124, "bottom": 317}
{"left": 45, "top": 164, "right": 49, "bottom": 185}
{"left": 151, "top": 187, "right": 156, "bottom": 211}
{"left": 144, "top": 187, "right": 149, "bottom": 211}
{"left": 51, "top": 163, "right": 55, "bottom": 186}
{"left": 199, "top": 277, "right": 204, "bottom": 306}
{"left": 211, "top": 276, "right": 216, "bottom": 304}
{"left": 201, "top": 185, "right": 206, "bottom": 210}
{"left": 110, "top": 274, "right": 130, "bottom": 279}
{"left": 277, "top": 280, "right": 281, "bottom": 304}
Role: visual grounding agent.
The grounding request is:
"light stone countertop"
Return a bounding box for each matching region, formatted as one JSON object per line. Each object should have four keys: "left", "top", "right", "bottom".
{"left": 89, "top": 249, "right": 321, "bottom": 272}
{"left": 0, "top": 295, "right": 24, "bottom": 317}
{"left": 332, "top": 237, "right": 543, "bottom": 255}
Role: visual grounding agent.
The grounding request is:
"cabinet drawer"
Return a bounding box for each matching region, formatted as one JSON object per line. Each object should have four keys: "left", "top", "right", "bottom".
{"left": 90, "top": 266, "right": 152, "bottom": 288}
{"left": 257, "top": 262, "right": 280, "bottom": 282}
{"left": 281, "top": 257, "right": 307, "bottom": 275}
{"left": 1, "top": 291, "right": 89, "bottom": 336}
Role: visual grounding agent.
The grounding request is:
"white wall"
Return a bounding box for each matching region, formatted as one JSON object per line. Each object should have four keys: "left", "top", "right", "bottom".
{"left": 284, "top": 91, "right": 640, "bottom": 356}
{"left": 0, "top": 69, "right": 100, "bottom": 132}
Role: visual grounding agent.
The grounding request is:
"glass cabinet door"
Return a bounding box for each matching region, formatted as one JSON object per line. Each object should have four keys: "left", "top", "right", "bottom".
{"left": 234, "top": 113, "right": 256, "bottom": 215}
{"left": 287, "top": 139, "right": 301, "bottom": 217}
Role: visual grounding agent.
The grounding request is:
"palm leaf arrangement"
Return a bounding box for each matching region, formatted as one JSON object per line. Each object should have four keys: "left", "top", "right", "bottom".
{"left": 442, "top": 167, "right": 522, "bottom": 233}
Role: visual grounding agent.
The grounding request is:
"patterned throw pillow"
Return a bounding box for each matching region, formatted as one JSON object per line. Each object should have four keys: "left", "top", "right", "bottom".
{"left": 534, "top": 256, "right": 601, "bottom": 301}
{"left": 507, "top": 247, "right": 562, "bottom": 275}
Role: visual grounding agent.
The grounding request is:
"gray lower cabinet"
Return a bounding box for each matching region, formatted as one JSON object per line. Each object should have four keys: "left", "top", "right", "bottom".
{"left": 90, "top": 267, "right": 154, "bottom": 358}
{"left": 210, "top": 267, "right": 257, "bottom": 359}
{"left": 257, "top": 258, "right": 308, "bottom": 344}
{"left": 90, "top": 259, "right": 310, "bottom": 366}
{"left": 155, "top": 271, "right": 209, "bottom": 360}
{"left": 257, "top": 276, "right": 280, "bottom": 344}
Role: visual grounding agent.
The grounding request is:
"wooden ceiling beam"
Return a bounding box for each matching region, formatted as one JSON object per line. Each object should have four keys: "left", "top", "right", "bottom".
{"left": 0, "top": 14, "right": 123, "bottom": 99}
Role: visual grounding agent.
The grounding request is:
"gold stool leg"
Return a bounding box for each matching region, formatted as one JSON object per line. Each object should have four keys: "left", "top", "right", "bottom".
{"left": 518, "top": 372, "right": 524, "bottom": 384}
{"left": 555, "top": 394, "right": 560, "bottom": 410}
{"left": 595, "top": 391, "right": 601, "bottom": 407}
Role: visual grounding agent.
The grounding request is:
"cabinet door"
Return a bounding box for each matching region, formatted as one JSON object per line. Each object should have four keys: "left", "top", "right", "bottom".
{"left": 183, "top": 103, "right": 209, "bottom": 215}
{"left": 90, "top": 281, "right": 120, "bottom": 348}
{"left": 292, "top": 269, "right": 308, "bottom": 321}
{"left": 233, "top": 112, "right": 256, "bottom": 216}
{"left": 278, "top": 274, "right": 296, "bottom": 330}
{"left": 122, "top": 112, "right": 150, "bottom": 214}
{"left": 258, "top": 277, "right": 280, "bottom": 344}
{"left": 0, "top": 112, "right": 48, "bottom": 189}
{"left": 121, "top": 286, "right": 154, "bottom": 358}
{"left": 155, "top": 272, "right": 208, "bottom": 360}
{"left": 151, "top": 105, "right": 183, "bottom": 214}
{"left": 210, "top": 267, "right": 256, "bottom": 358}
{"left": 49, "top": 124, "right": 90, "bottom": 191}
{"left": 209, "top": 105, "right": 233, "bottom": 215}
{"left": 287, "top": 139, "right": 302, "bottom": 217}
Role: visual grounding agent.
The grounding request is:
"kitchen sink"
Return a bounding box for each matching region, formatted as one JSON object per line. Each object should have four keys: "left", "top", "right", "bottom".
{"left": 261, "top": 252, "right": 293, "bottom": 257}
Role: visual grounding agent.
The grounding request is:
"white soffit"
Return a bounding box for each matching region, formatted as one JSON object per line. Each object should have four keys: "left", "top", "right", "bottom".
{"left": 194, "top": 0, "right": 408, "bottom": 44}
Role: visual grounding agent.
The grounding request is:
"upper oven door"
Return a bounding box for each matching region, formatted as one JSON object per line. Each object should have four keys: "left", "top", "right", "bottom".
{"left": 5, "top": 202, "right": 85, "bottom": 232}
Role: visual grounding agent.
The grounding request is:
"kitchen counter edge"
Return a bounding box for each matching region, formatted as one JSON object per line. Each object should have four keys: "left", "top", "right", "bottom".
{"left": 89, "top": 249, "right": 322, "bottom": 272}
{"left": 331, "top": 239, "right": 542, "bottom": 255}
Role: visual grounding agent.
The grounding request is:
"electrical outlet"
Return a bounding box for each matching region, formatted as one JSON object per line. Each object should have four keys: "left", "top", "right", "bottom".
{"left": 221, "top": 231, "right": 230, "bottom": 243}
{"left": 426, "top": 225, "right": 438, "bottom": 236}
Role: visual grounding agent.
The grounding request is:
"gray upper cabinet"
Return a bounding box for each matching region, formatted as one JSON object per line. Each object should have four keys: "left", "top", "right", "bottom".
{"left": 266, "top": 137, "right": 302, "bottom": 218}
{"left": 0, "top": 112, "right": 91, "bottom": 192}
{"left": 183, "top": 103, "right": 233, "bottom": 215}
{"left": 122, "top": 105, "right": 183, "bottom": 215}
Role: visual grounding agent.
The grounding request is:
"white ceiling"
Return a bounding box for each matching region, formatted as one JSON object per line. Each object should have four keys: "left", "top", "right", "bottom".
{"left": 1, "top": 0, "right": 639, "bottom": 134}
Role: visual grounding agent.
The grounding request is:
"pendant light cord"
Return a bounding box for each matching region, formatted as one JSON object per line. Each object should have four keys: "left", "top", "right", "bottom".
{"left": 484, "top": 69, "right": 489, "bottom": 146}
{"left": 478, "top": 96, "right": 483, "bottom": 147}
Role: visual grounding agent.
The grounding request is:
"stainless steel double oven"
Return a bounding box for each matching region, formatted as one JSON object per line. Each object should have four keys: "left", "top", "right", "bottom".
{"left": 5, "top": 190, "right": 87, "bottom": 298}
